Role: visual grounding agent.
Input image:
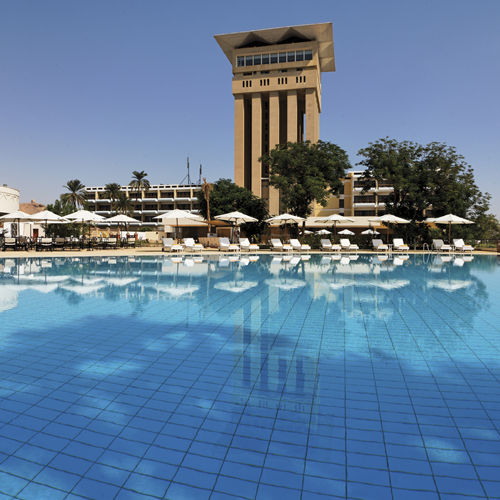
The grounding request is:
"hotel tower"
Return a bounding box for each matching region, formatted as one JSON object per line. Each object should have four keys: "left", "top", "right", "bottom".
{"left": 215, "top": 23, "right": 335, "bottom": 215}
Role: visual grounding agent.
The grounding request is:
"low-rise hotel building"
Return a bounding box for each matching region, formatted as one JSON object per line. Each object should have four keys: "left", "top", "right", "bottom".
{"left": 84, "top": 184, "right": 201, "bottom": 226}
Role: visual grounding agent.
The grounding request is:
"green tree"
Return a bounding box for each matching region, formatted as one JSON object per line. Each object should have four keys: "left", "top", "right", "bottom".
{"left": 259, "top": 140, "right": 351, "bottom": 218}
{"left": 61, "top": 179, "right": 86, "bottom": 210}
{"left": 129, "top": 170, "right": 150, "bottom": 194}
{"left": 196, "top": 179, "right": 268, "bottom": 240}
{"left": 115, "top": 192, "right": 134, "bottom": 215}
{"left": 104, "top": 183, "right": 122, "bottom": 213}
{"left": 358, "top": 138, "right": 497, "bottom": 244}
{"left": 45, "top": 197, "right": 80, "bottom": 237}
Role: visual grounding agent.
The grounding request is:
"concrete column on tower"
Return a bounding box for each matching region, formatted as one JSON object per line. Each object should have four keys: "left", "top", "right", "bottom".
{"left": 234, "top": 94, "right": 245, "bottom": 187}
{"left": 287, "top": 90, "right": 298, "bottom": 143}
{"left": 251, "top": 93, "right": 262, "bottom": 197}
{"left": 305, "top": 88, "right": 319, "bottom": 143}
{"left": 268, "top": 91, "right": 280, "bottom": 215}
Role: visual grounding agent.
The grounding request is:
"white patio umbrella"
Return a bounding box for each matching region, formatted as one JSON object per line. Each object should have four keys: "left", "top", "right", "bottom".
{"left": 429, "top": 214, "right": 473, "bottom": 243}
{"left": 66, "top": 210, "right": 106, "bottom": 240}
{"left": 31, "top": 210, "right": 68, "bottom": 224}
{"left": 372, "top": 214, "right": 410, "bottom": 243}
{"left": 154, "top": 209, "right": 204, "bottom": 241}
{"left": 361, "top": 229, "right": 380, "bottom": 235}
{"left": 215, "top": 211, "right": 258, "bottom": 242}
{"left": 107, "top": 214, "right": 141, "bottom": 236}
{"left": 266, "top": 213, "right": 305, "bottom": 241}
{"left": 338, "top": 229, "right": 354, "bottom": 235}
{"left": 316, "top": 229, "right": 331, "bottom": 235}
{"left": 315, "top": 214, "right": 354, "bottom": 238}
{"left": 0, "top": 210, "right": 36, "bottom": 237}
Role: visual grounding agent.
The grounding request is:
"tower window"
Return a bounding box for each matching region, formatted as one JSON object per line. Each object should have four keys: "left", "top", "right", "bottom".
{"left": 270, "top": 53, "right": 278, "bottom": 64}
{"left": 279, "top": 52, "right": 287, "bottom": 63}
{"left": 253, "top": 54, "right": 261, "bottom": 65}
{"left": 296, "top": 50, "right": 304, "bottom": 61}
{"left": 304, "top": 50, "right": 313, "bottom": 60}
{"left": 237, "top": 56, "right": 245, "bottom": 67}
{"left": 262, "top": 54, "right": 269, "bottom": 64}
{"left": 287, "top": 52, "right": 295, "bottom": 62}
{"left": 245, "top": 55, "right": 253, "bottom": 66}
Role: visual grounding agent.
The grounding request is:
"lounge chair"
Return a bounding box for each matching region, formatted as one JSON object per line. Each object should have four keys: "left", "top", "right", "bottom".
{"left": 219, "top": 237, "right": 239, "bottom": 252}
{"left": 432, "top": 239, "right": 452, "bottom": 252}
{"left": 453, "top": 239, "right": 474, "bottom": 252}
{"left": 340, "top": 238, "right": 359, "bottom": 251}
{"left": 37, "top": 238, "right": 53, "bottom": 251}
{"left": 289, "top": 239, "right": 311, "bottom": 252}
{"left": 162, "top": 237, "right": 183, "bottom": 252}
{"left": 372, "top": 239, "right": 388, "bottom": 252}
{"left": 239, "top": 238, "right": 259, "bottom": 251}
{"left": 54, "top": 237, "right": 66, "bottom": 250}
{"left": 270, "top": 239, "right": 292, "bottom": 252}
{"left": 393, "top": 238, "right": 409, "bottom": 251}
{"left": 183, "top": 238, "right": 204, "bottom": 252}
{"left": 2, "top": 237, "right": 17, "bottom": 251}
{"left": 320, "top": 239, "right": 341, "bottom": 252}
{"left": 107, "top": 238, "right": 118, "bottom": 249}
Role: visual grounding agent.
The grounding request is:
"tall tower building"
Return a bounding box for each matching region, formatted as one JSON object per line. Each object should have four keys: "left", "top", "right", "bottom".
{"left": 215, "top": 23, "right": 335, "bottom": 215}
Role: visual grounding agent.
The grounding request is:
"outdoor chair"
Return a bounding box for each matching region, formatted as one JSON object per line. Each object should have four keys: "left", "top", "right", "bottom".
{"left": 453, "top": 239, "right": 474, "bottom": 252}
{"left": 162, "top": 238, "right": 183, "bottom": 252}
{"left": 54, "top": 237, "right": 66, "bottom": 250}
{"left": 239, "top": 238, "right": 259, "bottom": 251}
{"left": 37, "top": 238, "right": 53, "bottom": 251}
{"left": 432, "top": 239, "right": 452, "bottom": 252}
{"left": 2, "top": 237, "right": 17, "bottom": 251}
{"left": 219, "top": 237, "right": 239, "bottom": 252}
{"left": 393, "top": 238, "right": 410, "bottom": 251}
{"left": 320, "top": 239, "right": 341, "bottom": 252}
{"left": 340, "top": 238, "right": 359, "bottom": 251}
{"left": 289, "top": 239, "right": 311, "bottom": 252}
{"left": 372, "top": 239, "right": 389, "bottom": 252}
{"left": 107, "top": 238, "right": 118, "bottom": 249}
{"left": 270, "top": 239, "right": 293, "bottom": 252}
{"left": 183, "top": 238, "right": 204, "bottom": 252}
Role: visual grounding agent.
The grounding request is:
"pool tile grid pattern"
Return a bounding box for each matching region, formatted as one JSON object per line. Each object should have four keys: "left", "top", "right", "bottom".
{"left": 0, "top": 255, "right": 499, "bottom": 499}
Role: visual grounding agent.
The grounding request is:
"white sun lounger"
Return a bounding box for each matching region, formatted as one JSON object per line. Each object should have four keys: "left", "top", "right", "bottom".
{"left": 432, "top": 239, "right": 452, "bottom": 252}
{"left": 289, "top": 239, "right": 311, "bottom": 251}
{"left": 453, "top": 239, "right": 474, "bottom": 252}
{"left": 372, "top": 239, "right": 388, "bottom": 252}
{"left": 320, "top": 239, "right": 341, "bottom": 252}
{"left": 393, "top": 238, "right": 409, "bottom": 251}
{"left": 183, "top": 238, "right": 204, "bottom": 252}
{"left": 219, "top": 237, "right": 239, "bottom": 252}
{"left": 340, "top": 238, "right": 359, "bottom": 251}
{"left": 239, "top": 238, "right": 259, "bottom": 251}
{"left": 270, "top": 239, "right": 293, "bottom": 252}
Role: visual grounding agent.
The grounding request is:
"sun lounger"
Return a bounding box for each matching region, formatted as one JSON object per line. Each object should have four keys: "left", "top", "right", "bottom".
{"left": 37, "top": 238, "right": 53, "bottom": 251}
{"left": 453, "top": 239, "right": 474, "bottom": 252}
{"left": 432, "top": 239, "right": 452, "bottom": 252}
{"left": 107, "top": 238, "right": 118, "bottom": 249}
{"left": 289, "top": 239, "right": 311, "bottom": 252}
{"left": 320, "top": 239, "right": 341, "bottom": 252}
{"left": 162, "top": 237, "right": 183, "bottom": 252}
{"left": 2, "top": 237, "right": 17, "bottom": 251}
{"left": 183, "top": 238, "right": 204, "bottom": 252}
{"left": 393, "top": 238, "right": 409, "bottom": 251}
{"left": 270, "top": 239, "right": 293, "bottom": 252}
{"left": 340, "top": 238, "right": 359, "bottom": 251}
{"left": 372, "top": 239, "right": 388, "bottom": 252}
{"left": 219, "top": 237, "right": 239, "bottom": 252}
{"left": 239, "top": 238, "right": 259, "bottom": 251}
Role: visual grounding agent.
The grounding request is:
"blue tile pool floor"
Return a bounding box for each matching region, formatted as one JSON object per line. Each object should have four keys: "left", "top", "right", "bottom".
{"left": 0, "top": 254, "right": 500, "bottom": 499}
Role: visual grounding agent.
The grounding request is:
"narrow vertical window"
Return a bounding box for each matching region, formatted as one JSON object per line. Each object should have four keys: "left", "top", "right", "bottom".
{"left": 296, "top": 50, "right": 304, "bottom": 61}
{"left": 270, "top": 53, "right": 278, "bottom": 64}
{"left": 304, "top": 50, "right": 313, "bottom": 60}
{"left": 279, "top": 52, "right": 287, "bottom": 63}
{"left": 245, "top": 55, "right": 253, "bottom": 66}
{"left": 262, "top": 54, "right": 269, "bottom": 65}
{"left": 254, "top": 54, "right": 261, "bottom": 65}
{"left": 237, "top": 56, "right": 245, "bottom": 67}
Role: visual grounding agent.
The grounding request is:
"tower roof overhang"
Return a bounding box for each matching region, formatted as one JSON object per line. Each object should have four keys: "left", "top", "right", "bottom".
{"left": 215, "top": 22, "right": 335, "bottom": 72}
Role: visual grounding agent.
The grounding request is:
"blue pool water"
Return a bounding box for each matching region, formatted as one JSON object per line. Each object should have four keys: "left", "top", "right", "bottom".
{"left": 0, "top": 254, "right": 499, "bottom": 499}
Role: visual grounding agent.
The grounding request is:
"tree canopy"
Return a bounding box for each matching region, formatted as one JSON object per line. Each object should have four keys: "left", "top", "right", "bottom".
{"left": 196, "top": 178, "right": 268, "bottom": 239}
{"left": 129, "top": 170, "right": 150, "bottom": 192}
{"left": 358, "top": 138, "right": 499, "bottom": 242}
{"left": 259, "top": 140, "right": 351, "bottom": 218}
{"left": 61, "top": 179, "right": 85, "bottom": 210}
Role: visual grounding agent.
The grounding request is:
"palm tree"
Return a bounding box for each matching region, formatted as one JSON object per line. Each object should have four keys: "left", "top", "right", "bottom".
{"left": 129, "top": 170, "right": 150, "bottom": 196}
{"left": 115, "top": 192, "right": 134, "bottom": 215}
{"left": 201, "top": 178, "right": 213, "bottom": 232}
{"left": 62, "top": 179, "right": 86, "bottom": 210}
{"left": 105, "top": 183, "right": 122, "bottom": 213}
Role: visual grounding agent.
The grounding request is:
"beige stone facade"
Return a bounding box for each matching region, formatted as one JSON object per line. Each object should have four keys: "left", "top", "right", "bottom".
{"left": 215, "top": 23, "right": 334, "bottom": 215}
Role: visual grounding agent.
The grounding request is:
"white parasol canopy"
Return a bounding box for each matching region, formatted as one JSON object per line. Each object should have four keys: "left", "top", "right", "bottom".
{"left": 0, "top": 210, "right": 35, "bottom": 222}
{"left": 361, "top": 229, "right": 380, "bottom": 235}
{"left": 266, "top": 213, "right": 304, "bottom": 224}
{"left": 154, "top": 210, "right": 205, "bottom": 240}
{"left": 107, "top": 214, "right": 140, "bottom": 224}
{"left": 31, "top": 210, "right": 68, "bottom": 224}
{"left": 338, "top": 229, "right": 355, "bottom": 235}
{"left": 316, "top": 229, "right": 331, "bottom": 235}
{"left": 214, "top": 211, "right": 258, "bottom": 225}
{"left": 372, "top": 214, "right": 410, "bottom": 243}
{"left": 314, "top": 213, "right": 354, "bottom": 238}
{"left": 65, "top": 210, "right": 105, "bottom": 222}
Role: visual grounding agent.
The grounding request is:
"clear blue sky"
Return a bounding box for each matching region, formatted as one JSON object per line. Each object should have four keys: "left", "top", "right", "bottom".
{"left": 1, "top": 0, "right": 499, "bottom": 216}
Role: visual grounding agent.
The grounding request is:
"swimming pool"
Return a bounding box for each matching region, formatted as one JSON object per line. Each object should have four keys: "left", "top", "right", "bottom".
{"left": 0, "top": 254, "right": 499, "bottom": 499}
